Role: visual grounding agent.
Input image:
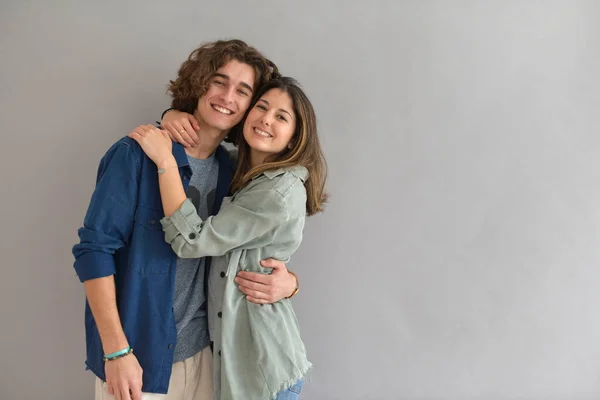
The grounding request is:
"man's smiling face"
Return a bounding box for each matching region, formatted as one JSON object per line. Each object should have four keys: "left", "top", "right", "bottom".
{"left": 194, "top": 59, "right": 256, "bottom": 134}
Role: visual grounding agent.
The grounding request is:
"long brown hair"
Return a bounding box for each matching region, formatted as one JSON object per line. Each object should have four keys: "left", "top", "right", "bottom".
{"left": 168, "top": 39, "right": 278, "bottom": 142}
{"left": 231, "top": 77, "right": 328, "bottom": 215}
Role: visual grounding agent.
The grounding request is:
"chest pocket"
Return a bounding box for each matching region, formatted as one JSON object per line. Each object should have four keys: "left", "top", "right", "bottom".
{"left": 131, "top": 205, "right": 171, "bottom": 275}
{"left": 134, "top": 205, "right": 162, "bottom": 230}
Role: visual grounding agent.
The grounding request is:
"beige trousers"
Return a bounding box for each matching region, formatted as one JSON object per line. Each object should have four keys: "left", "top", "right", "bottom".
{"left": 95, "top": 347, "right": 213, "bottom": 400}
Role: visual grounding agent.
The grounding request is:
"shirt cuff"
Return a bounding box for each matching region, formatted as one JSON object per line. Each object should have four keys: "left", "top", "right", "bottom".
{"left": 160, "top": 199, "right": 204, "bottom": 244}
{"left": 74, "top": 251, "right": 117, "bottom": 282}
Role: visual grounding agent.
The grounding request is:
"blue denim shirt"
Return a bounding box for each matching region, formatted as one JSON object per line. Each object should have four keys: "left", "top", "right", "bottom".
{"left": 72, "top": 137, "right": 234, "bottom": 394}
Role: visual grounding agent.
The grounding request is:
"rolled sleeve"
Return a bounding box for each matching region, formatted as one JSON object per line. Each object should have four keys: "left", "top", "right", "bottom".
{"left": 160, "top": 188, "right": 290, "bottom": 259}
{"left": 72, "top": 139, "right": 141, "bottom": 282}
{"left": 161, "top": 199, "right": 202, "bottom": 244}
{"left": 74, "top": 248, "right": 116, "bottom": 282}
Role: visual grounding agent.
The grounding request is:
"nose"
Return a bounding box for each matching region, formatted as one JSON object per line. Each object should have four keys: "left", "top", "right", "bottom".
{"left": 221, "top": 86, "right": 236, "bottom": 104}
{"left": 261, "top": 109, "right": 275, "bottom": 126}
{"left": 260, "top": 113, "right": 273, "bottom": 126}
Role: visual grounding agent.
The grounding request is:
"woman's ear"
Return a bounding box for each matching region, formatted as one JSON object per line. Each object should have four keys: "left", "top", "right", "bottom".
{"left": 287, "top": 137, "right": 297, "bottom": 149}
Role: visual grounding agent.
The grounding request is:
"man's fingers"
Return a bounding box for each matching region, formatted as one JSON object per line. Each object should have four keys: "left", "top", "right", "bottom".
{"left": 239, "top": 287, "right": 272, "bottom": 300}
{"left": 236, "top": 271, "right": 271, "bottom": 284}
{"left": 260, "top": 258, "right": 287, "bottom": 269}
{"left": 235, "top": 278, "right": 267, "bottom": 293}
{"left": 132, "top": 371, "right": 143, "bottom": 400}
{"left": 130, "top": 384, "right": 143, "bottom": 400}
{"left": 119, "top": 385, "right": 131, "bottom": 400}
{"left": 245, "top": 295, "right": 270, "bottom": 304}
{"left": 107, "top": 384, "right": 115, "bottom": 395}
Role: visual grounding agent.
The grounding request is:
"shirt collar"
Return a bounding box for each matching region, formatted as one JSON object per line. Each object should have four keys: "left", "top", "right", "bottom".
{"left": 172, "top": 143, "right": 235, "bottom": 172}
{"left": 214, "top": 145, "right": 236, "bottom": 173}
{"left": 172, "top": 142, "right": 189, "bottom": 168}
{"left": 262, "top": 165, "right": 309, "bottom": 182}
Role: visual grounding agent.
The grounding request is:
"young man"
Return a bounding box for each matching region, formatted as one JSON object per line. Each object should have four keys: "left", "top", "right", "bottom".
{"left": 73, "top": 40, "right": 299, "bottom": 400}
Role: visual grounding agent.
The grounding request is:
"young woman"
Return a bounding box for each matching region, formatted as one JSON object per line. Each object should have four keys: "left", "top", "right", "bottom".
{"left": 128, "top": 76, "right": 328, "bottom": 400}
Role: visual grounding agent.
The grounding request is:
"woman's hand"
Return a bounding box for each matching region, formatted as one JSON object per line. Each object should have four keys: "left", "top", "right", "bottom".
{"left": 161, "top": 110, "right": 200, "bottom": 148}
{"left": 128, "top": 125, "right": 174, "bottom": 167}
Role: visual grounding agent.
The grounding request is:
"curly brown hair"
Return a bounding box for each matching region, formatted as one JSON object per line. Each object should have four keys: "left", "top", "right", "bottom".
{"left": 168, "top": 39, "right": 278, "bottom": 141}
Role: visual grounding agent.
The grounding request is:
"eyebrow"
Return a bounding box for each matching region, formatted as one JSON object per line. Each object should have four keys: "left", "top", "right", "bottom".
{"left": 258, "top": 99, "right": 293, "bottom": 119}
{"left": 214, "top": 73, "right": 254, "bottom": 93}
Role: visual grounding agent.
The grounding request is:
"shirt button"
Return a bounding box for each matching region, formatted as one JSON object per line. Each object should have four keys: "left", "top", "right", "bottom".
{"left": 189, "top": 233, "right": 197, "bottom": 239}
{"left": 220, "top": 271, "right": 225, "bottom": 278}
{"left": 168, "top": 344, "right": 174, "bottom": 349}
{"left": 218, "top": 312, "right": 222, "bottom": 318}
{"left": 151, "top": 220, "right": 156, "bottom": 225}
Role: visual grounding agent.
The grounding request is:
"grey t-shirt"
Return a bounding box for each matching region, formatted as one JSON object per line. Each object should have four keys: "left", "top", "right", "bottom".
{"left": 172, "top": 152, "right": 219, "bottom": 363}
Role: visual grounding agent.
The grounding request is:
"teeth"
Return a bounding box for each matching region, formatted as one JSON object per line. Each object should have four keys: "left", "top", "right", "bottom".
{"left": 254, "top": 128, "right": 272, "bottom": 138}
{"left": 213, "top": 105, "right": 232, "bottom": 115}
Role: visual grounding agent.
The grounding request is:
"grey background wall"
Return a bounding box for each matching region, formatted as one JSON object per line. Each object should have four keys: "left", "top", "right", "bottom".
{"left": 1, "top": 1, "right": 600, "bottom": 399}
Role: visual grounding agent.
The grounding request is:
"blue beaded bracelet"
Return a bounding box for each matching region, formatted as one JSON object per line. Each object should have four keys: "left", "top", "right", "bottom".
{"left": 103, "top": 346, "right": 132, "bottom": 361}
